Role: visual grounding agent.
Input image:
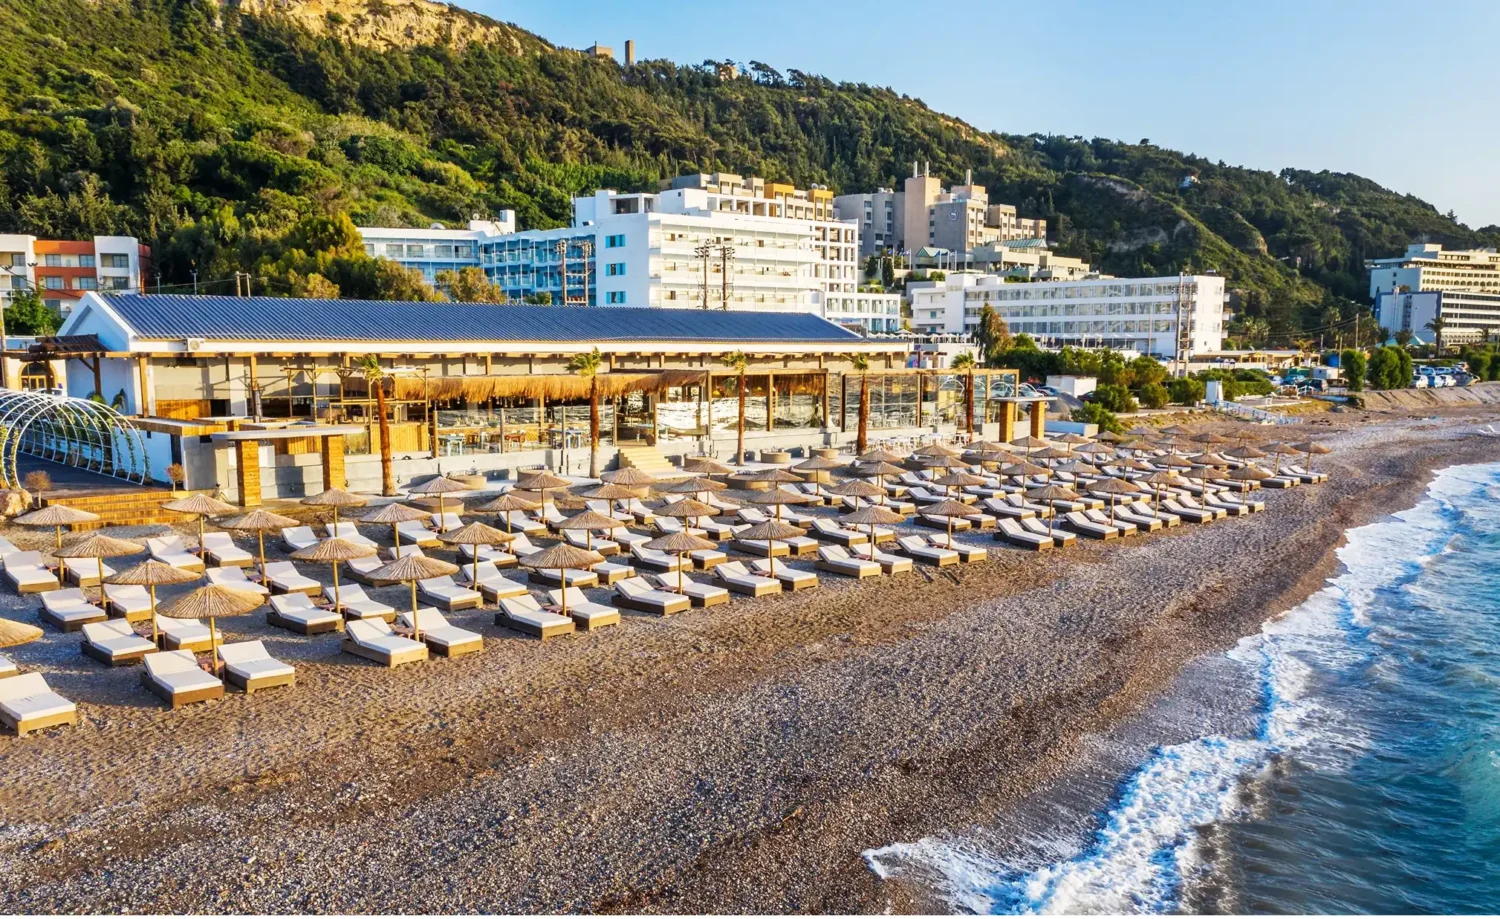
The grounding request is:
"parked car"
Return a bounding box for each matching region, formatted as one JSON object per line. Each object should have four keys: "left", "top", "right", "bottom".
{"left": 1411, "top": 376, "right": 1429, "bottom": 388}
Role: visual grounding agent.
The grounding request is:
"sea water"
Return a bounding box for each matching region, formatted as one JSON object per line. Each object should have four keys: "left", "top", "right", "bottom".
{"left": 865, "top": 462, "right": 1500, "bottom": 914}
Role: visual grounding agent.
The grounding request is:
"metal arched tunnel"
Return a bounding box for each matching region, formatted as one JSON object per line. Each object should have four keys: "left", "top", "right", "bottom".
{"left": 0, "top": 390, "right": 149, "bottom": 488}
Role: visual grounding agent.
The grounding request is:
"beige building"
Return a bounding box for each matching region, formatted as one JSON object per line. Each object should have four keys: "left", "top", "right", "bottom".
{"left": 834, "top": 165, "right": 1046, "bottom": 259}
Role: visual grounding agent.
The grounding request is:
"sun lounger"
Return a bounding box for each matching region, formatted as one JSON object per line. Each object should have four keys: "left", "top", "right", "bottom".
{"left": 383, "top": 544, "right": 427, "bottom": 562}
{"left": 147, "top": 536, "right": 205, "bottom": 573}
{"left": 218, "top": 640, "right": 295, "bottom": 693}
{"left": 811, "top": 518, "right": 869, "bottom": 547}
{"left": 458, "top": 542, "right": 518, "bottom": 568}
{"left": 713, "top": 561, "right": 781, "bottom": 597}
{"left": 1112, "top": 505, "right": 1164, "bottom": 532}
{"left": 1200, "top": 493, "right": 1251, "bottom": 517}
{"left": 546, "top": 588, "right": 620, "bottom": 630}
{"left": 1177, "top": 496, "right": 1227, "bottom": 520}
{"left": 156, "top": 615, "right": 222, "bottom": 653}
{"left": 497, "top": 594, "right": 576, "bottom": 640}
{"left": 268, "top": 593, "right": 345, "bottom": 634}
{"left": 749, "top": 558, "right": 819, "bottom": 590}
{"left": 327, "top": 521, "right": 379, "bottom": 549}
{"left": 343, "top": 618, "right": 429, "bottom": 667}
{"left": 418, "top": 575, "right": 483, "bottom": 611}
{"left": 538, "top": 503, "right": 569, "bottom": 529}
{"left": 613, "top": 577, "right": 692, "bottom": 616}
{"left": 0, "top": 672, "right": 78, "bottom": 735}
{"left": 39, "top": 588, "right": 108, "bottom": 631}
{"left": 647, "top": 572, "right": 729, "bottom": 607}
{"left": 850, "top": 543, "right": 915, "bottom": 574}
{"left": 201, "top": 532, "right": 253, "bottom": 567}
{"left": 585, "top": 500, "right": 635, "bottom": 525}
{"left": 1127, "top": 500, "right": 1180, "bottom": 527}
{"left": 395, "top": 520, "right": 442, "bottom": 547}
{"left": 632, "top": 544, "right": 684, "bottom": 572}
{"left": 655, "top": 516, "right": 707, "bottom": 539}
{"left": 690, "top": 515, "right": 736, "bottom": 540}
{"left": 345, "top": 553, "right": 397, "bottom": 586}
{"left": 995, "top": 518, "right": 1054, "bottom": 551}
{"left": 927, "top": 533, "right": 988, "bottom": 563}
{"left": 0, "top": 654, "right": 16, "bottom": 679}
{"left": 206, "top": 565, "right": 270, "bottom": 596}
{"left": 527, "top": 567, "right": 599, "bottom": 589}
{"left": 1161, "top": 499, "right": 1216, "bottom": 524}
{"left": 81, "top": 619, "right": 156, "bottom": 666}
{"left": 263, "top": 561, "right": 322, "bottom": 596}
{"left": 896, "top": 535, "right": 959, "bottom": 567}
{"left": 142, "top": 650, "right": 225, "bottom": 709}
{"left": 460, "top": 561, "right": 529, "bottom": 602}
{"left": 5, "top": 551, "right": 60, "bottom": 594}
{"left": 917, "top": 511, "right": 973, "bottom": 532}
{"left": 0, "top": 536, "right": 17, "bottom": 556}
{"left": 498, "top": 511, "right": 548, "bottom": 537}
{"left": 1020, "top": 517, "right": 1077, "bottom": 547}
{"left": 280, "top": 526, "right": 320, "bottom": 552}
{"left": 624, "top": 498, "right": 657, "bottom": 525}
{"left": 66, "top": 557, "right": 117, "bottom": 588}
{"left": 100, "top": 583, "right": 155, "bottom": 622}
{"left": 331, "top": 584, "right": 396, "bottom": 622}
{"left": 814, "top": 545, "right": 881, "bottom": 579}
{"left": 980, "top": 496, "right": 1037, "bottom": 520}
{"left": 430, "top": 512, "right": 465, "bottom": 533}
{"left": 593, "top": 560, "right": 636, "bottom": 585}
{"left": 1063, "top": 511, "right": 1120, "bottom": 540}
{"left": 1084, "top": 509, "right": 1138, "bottom": 536}
{"left": 564, "top": 529, "right": 620, "bottom": 556}
{"left": 398, "top": 609, "right": 483, "bottom": 657}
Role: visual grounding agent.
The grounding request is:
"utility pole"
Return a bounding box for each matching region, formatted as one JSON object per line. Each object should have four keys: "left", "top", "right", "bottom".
{"left": 717, "top": 244, "right": 735, "bottom": 310}
{"left": 695, "top": 243, "right": 713, "bottom": 309}
{"left": 191, "top": 268, "right": 199, "bottom": 295}
{"left": 154, "top": 270, "right": 162, "bottom": 294}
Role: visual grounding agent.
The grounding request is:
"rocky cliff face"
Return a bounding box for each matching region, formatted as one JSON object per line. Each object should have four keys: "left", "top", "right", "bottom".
{"left": 229, "top": 0, "right": 534, "bottom": 52}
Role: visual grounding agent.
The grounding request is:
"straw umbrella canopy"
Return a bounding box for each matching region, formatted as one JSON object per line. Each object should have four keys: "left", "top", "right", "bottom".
{"left": 961, "top": 439, "right": 1005, "bottom": 455}
{"left": 219, "top": 508, "right": 300, "bottom": 577}
{"left": 1116, "top": 457, "right": 1157, "bottom": 475}
{"left": 1190, "top": 432, "right": 1232, "bottom": 446}
{"left": 364, "top": 553, "right": 460, "bottom": 641}
{"left": 744, "top": 486, "right": 811, "bottom": 521}
{"left": 857, "top": 447, "right": 907, "bottom": 464}
{"left": 912, "top": 441, "right": 963, "bottom": 458}
{"left": 1054, "top": 432, "right": 1092, "bottom": 449}
{"left": 840, "top": 503, "right": 905, "bottom": 546}
{"left": 1055, "top": 459, "right": 1101, "bottom": 479}
{"left": 105, "top": 560, "right": 199, "bottom": 644}
{"left": 1227, "top": 464, "right": 1272, "bottom": 494}
{"left": 1224, "top": 444, "right": 1268, "bottom": 461}
{"left": 473, "top": 492, "right": 541, "bottom": 533}
{"left": 554, "top": 509, "right": 625, "bottom": 552}
{"left": 1010, "top": 435, "right": 1051, "bottom": 452}
{"left": 439, "top": 521, "right": 516, "bottom": 593}
{"left": 1142, "top": 470, "right": 1188, "bottom": 513}
{"left": 793, "top": 455, "right": 843, "bottom": 473}
{"left": 1096, "top": 430, "right": 1125, "bottom": 443}
{"left": 56, "top": 534, "right": 142, "bottom": 592}
{"left": 1159, "top": 424, "right": 1194, "bottom": 437}
{"left": 921, "top": 497, "right": 980, "bottom": 542}
{"left": 291, "top": 537, "right": 375, "bottom": 613}
{"left": 1158, "top": 454, "right": 1194, "bottom": 470}
{"left": 1002, "top": 460, "right": 1050, "bottom": 481}
{"left": 361, "top": 502, "right": 431, "bottom": 549}
{"left": 682, "top": 456, "right": 737, "bottom": 476}
{"left": 14, "top": 504, "right": 100, "bottom": 581}
{"left": 600, "top": 466, "right": 658, "bottom": 488}
{"left": 1074, "top": 441, "right": 1115, "bottom": 457}
{"left": 1032, "top": 446, "right": 1073, "bottom": 464}
{"left": 1089, "top": 477, "right": 1140, "bottom": 526}
{"left": 741, "top": 467, "right": 805, "bottom": 485}
{"left": 517, "top": 471, "right": 571, "bottom": 508}
{"left": 1025, "top": 484, "right": 1081, "bottom": 539}
{"left": 854, "top": 460, "right": 907, "bottom": 493}
{"left": 1292, "top": 441, "right": 1332, "bottom": 474}
{"left": 0, "top": 617, "right": 44, "bottom": 648}
{"left": 1260, "top": 442, "right": 1296, "bottom": 475}
{"left": 161, "top": 493, "right": 237, "bottom": 565}
{"left": 826, "top": 479, "right": 886, "bottom": 499}
{"left": 159, "top": 584, "right": 263, "bottom": 675}
{"left": 644, "top": 531, "right": 719, "bottom": 594}
{"left": 518, "top": 543, "right": 603, "bottom": 622}
{"left": 408, "top": 475, "right": 469, "bottom": 521}
{"left": 302, "top": 487, "right": 367, "bottom": 526}
{"left": 658, "top": 476, "right": 727, "bottom": 506}
{"left": 655, "top": 497, "right": 720, "bottom": 538}
{"left": 1193, "top": 454, "right": 1227, "bottom": 496}
{"left": 1126, "top": 426, "right": 1157, "bottom": 438}
{"left": 933, "top": 471, "right": 986, "bottom": 500}
{"left": 577, "top": 481, "right": 642, "bottom": 519}
{"left": 735, "top": 518, "right": 803, "bottom": 577}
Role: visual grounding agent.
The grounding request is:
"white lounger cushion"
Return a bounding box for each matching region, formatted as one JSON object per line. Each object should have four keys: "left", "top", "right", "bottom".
{"left": 0, "top": 654, "right": 16, "bottom": 678}
{"left": 0, "top": 673, "right": 75, "bottom": 724}
{"left": 81, "top": 620, "right": 156, "bottom": 655}
{"left": 281, "top": 527, "right": 319, "bottom": 550}
{"left": 155, "top": 616, "right": 220, "bottom": 645}
{"left": 500, "top": 595, "right": 574, "bottom": 631}
{"left": 419, "top": 576, "right": 481, "bottom": 605}
{"left": 144, "top": 650, "right": 223, "bottom": 693}
{"left": 206, "top": 566, "right": 269, "bottom": 595}
{"left": 201, "top": 533, "right": 252, "bottom": 563}
{"left": 217, "top": 640, "right": 294, "bottom": 682}
{"left": 346, "top": 619, "right": 426, "bottom": 655}
{"left": 398, "top": 609, "right": 480, "bottom": 649}
{"left": 263, "top": 562, "right": 319, "bottom": 591}
{"left": 102, "top": 584, "right": 153, "bottom": 615}
{"left": 327, "top": 522, "right": 379, "bottom": 547}
{"left": 42, "top": 588, "right": 103, "bottom": 616}
{"left": 270, "top": 593, "right": 341, "bottom": 626}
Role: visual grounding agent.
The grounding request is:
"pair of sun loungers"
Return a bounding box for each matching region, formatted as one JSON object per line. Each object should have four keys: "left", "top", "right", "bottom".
{"left": 496, "top": 589, "right": 619, "bottom": 637}
{"left": 0, "top": 672, "right": 78, "bottom": 735}
{"left": 142, "top": 644, "right": 295, "bottom": 706}
{"left": 4, "top": 551, "right": 60, "bottom": 594}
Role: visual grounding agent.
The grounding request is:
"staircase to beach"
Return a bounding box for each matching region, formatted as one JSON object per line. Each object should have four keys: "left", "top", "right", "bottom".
{"left": 614, "top": 444, "right": 680, "bottom": 478}
{"left": 41, "top": 490, "right": 182, "bottom": 530}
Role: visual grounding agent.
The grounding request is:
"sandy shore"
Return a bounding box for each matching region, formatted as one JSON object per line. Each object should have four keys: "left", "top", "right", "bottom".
{"left": 1, "top": 406, "right": 1497, "bottom": 914}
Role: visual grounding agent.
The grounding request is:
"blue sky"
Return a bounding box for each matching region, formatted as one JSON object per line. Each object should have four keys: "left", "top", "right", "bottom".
{"left": 465, "top": 0, "right": 1500, "bottom": 228}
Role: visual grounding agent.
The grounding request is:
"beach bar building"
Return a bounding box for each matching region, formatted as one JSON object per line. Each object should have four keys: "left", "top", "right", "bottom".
{"left": 14, "top": 293, "right": 1031, "bottom": 505}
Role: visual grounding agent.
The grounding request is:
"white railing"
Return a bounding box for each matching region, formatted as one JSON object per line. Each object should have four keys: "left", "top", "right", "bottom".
{"left": 1207, "top": 399, "right": 1299, "bottom": 425}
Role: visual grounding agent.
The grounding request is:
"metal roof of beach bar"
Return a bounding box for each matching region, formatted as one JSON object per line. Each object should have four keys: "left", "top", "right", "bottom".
{"left": 99, "top": 294, "right": 865, "bottom": 345}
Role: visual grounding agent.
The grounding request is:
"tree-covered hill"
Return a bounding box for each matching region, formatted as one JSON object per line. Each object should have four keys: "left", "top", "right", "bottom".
{"left": 0, "top": 0, "right": 1493, "bottom": 345}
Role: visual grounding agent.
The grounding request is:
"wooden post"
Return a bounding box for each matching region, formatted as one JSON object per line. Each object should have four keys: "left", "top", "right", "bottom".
{"left": 235, "top": 440, "right": 262, "bottom": 507}
{"left": 998, "top": 400, "right": 1017, "bottom": 443}
{"left": 1029, "top": 400, "right": 1047, "bottom": 439}
{"left": 320, "top": 434, "right": 346, "bottom": 491}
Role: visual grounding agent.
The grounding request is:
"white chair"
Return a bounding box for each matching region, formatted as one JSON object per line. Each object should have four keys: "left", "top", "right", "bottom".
{"left": 814, "top": 545, "right": 881, "bottom": 579}
{"left": 155, "top": 615, "right": 222, "bottom": 653}
{"left": 327, "top": 521, "right": 379, "bottom": 549}
{"left": 613, "top": 577, "right": 691, "bottom": 616}
{"left": 280, "top": 526, "right": 319, "bottom": 552}
{"left": 39, "top": 588, "right": 108, "bottom": 631}
{"left": 418, "top": 575, "right": 482, "bottom": 611}
{"left": 102, "top": 584, "right": 155, "bottom": 621}
{"left": 926, "top": 532, "right": 989, "bottom": 563}
{"left": 398, "top": 609, "right": 482, "bottom": 657}
{"left": 4, "top": 551, "right": 60, "bottom": 594}
{"left": 201, "top": 532, "right": 253, "bottom": 567}
{"left": 142, "top": 650, "right": 224, "bottom": 708}
{"left": 546, "top": 587, "right": 620, "bottom": 630}
{"left": 147, "top": 536, "right": 204, "bottom": 572}
{"left": 713, "top": 561, "right": 780, "bottom": 597}
{"left": 749, "top": 557, "right": 819, "bottom": 590}
{"left": 459, "top": 562, "right": 528, "bottom": 602}
{"left": 217, "top": 640, "right": 294, "bottom": 694}
{"left": 80, "top": 619, "right": 156, "bottom": 666}
{"left": 430, "top": 512, "right": 465, "bottom": 533}
{"left": 497, "top": 594, "right": 575, "bottom": 640}
{"left": 268, "top": 593, "right": 344, "bottom": 635}
{"left": 896, "top": 535, "right": 958, "bottom": 567}
{"left": 206, "top": 565, "right": 269, "bottom": 596}
{"left": 850, "top": 542, "right": 915, "bottom": 573}
{"left": 395, "top": 520, "right": 441, "bottom": 547}
{"left": 0, "top": 672, "right": 77, "bottom": 735}
{"left": 342, "top": 619, "right": 428, "bottom": 667}
{"left": 646, "top": 572, "right": 729, "bottom": 607}
{"left": 263, "top": 561, "right": 322, "bottom": 596}
{"left": 332, "top": 584, "right": 397, "bottom": 621}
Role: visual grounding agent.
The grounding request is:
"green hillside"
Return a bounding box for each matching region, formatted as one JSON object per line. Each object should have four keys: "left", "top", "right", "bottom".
{"left": 0, "top": 0, "right": 1493, "bottom": 345}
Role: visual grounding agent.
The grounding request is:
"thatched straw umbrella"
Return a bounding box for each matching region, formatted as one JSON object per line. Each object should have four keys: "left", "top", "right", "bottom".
{"left": 473, "top": 492, "right": 541, "bottom": 533}
{"left": 1096, "top": 430, "right": 1125, "bottom": 443}
{"left": 655, "top": 497, "right": 719, "bottom": 538}
{"left": 744, "top": 486, "right": 810, "bottom": 522}
{"left": 1074, "top": 441, "right": 1115, "bottom": 457}
{"left": 439, "top": 521, "right": 515, "bottom": 593}
{"left": 600, "top": 467, "right": 658, "bottom": 488}
{"left": 827, "top": 479, "right": 885, "bottom": 500}
{"left": 1227, "top": 464, "right": 1272, "bottom": 494}
{"left": 219, "top": 508, "right": 300, "bottom": 579}
{"left": 1158, "top": 454, "right": 1194, "bottom": 471}
{"left": 921, "top": 498, "right": 979, "bottom": 543}
{"left": 361, "top": 502, "right": 431, "bottom": 550}
{"left": 1260, "top": 442, "right": 1296, "bottom": 475}
{"left": 1292, "top": 441, "right": 1332, "bottom": 474}
{"left": 1054, "top": 432, "right": 1092, "bottom": 451}
{"left": 912, "top": 441, "right": 962, "bottom": 458}
{"left": 1001, "top": 461, "right": 1050, "bottom": 487}
{"left": 921, "top": 454, "right": 971, "bottom": 472}
{"left": 1025, "top": 484, "right": 1081, "bottom": 540}
{"left": 1089, "top": 477, "right": 1140, "bottom": 527}
{"left": 56, "top": 534, "right": 142, "bottom": 592}
{"left": 1032, "top": 445, "right": 1073, "bottom": 465}
{"left": 792, "top": 455, "right": 842, "bottom": 484}
{"left": 555, "top": 509, "right": 626, "bottom": 553}
{"left": 161, "top": 493, "right": 238, "bottom": 565}
{"left": 577, "top": 481, "right": 641, "bottom": 520}
{"left": 643, "top": 531, "right": 718, "bottom": 594}
{"left": 1142, "top": 470, "right": 1187, "bottom": 513}
{"left": 658, "top": 476, "right": 727, "bottom": 507}
{"left": 741, "top": 467, "right": 805, "bottom": 485}
{"left": 857, "top": 447, "right": 907, "bottom": 465}
{"left": 291, "top": 537, "right": 375, "bottom": 612}
{"left": 854, "top": 460, "right": 906, "bottom": 495}
{"left": 105, "top": 560, "right": 199, "bottom": 644}
{"left": 364, "top": 553, "right": 459, "bottom": 641}
{"left": 1194, "top": 454, "right": 1229, "bottom": 496}
{"left": 159, "top": 584, "right": 264, "bottom": 675}
{"left": 840, "top": 503, "right": 905, "bottom": 546}
{"left": 516, "top": 471, "right": 570, "bottom": 508}
{"left": 302, "top": 487, "right": 367, "bottom": 526}
{"left": 408, "top": 475, "right": 469, "bottom": 521}
{"left": 933, "top": 471, "right": 985, "bottom": 500}
{"left": 1159, "top": 424, "right": 1194, "bottom": 438}
{"left": 1009, "top": 435, "right": 1051, "bottom": 457}
{"left": 1224, "top": 444, "right": 1268, "bottom": 462}
{"left": 14, "top": 504, "right": 99, "bottom": 582}
{"left": 0, "top": 617, "right": 43, "bottom": 649}
{"left": 518, "top": 543, "right": 604, "bottom": 621}
{"left": 735, "top": 518, "right": 803, "bottom": 578}
{"left": 1190, "top": 432, "right": 1232, "bottom": 446}
{"left": 682, "top": 457, "right": 736, "bottom": 476}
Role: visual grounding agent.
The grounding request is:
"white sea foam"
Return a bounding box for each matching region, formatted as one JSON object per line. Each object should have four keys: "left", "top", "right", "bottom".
{"left": 864, "top": 464, "right": 1499, "bottom": 915}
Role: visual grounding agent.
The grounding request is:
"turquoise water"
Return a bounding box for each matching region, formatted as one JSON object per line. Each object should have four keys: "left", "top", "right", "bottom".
{"left": 866, "top": 463, "right": 1500, "bottom": 914}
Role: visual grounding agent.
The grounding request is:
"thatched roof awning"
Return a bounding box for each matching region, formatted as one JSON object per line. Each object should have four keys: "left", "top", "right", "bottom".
{"left": 392, "top": 370, "right": 705, "bottom": 403}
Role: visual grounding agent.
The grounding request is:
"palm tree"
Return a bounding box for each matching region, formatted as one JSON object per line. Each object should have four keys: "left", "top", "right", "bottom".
{"left": 1425, "top": 317, "right": 1447, "bottom": 355}
{"left": 951, "top": 352, "right": 977, "bottom": 433}
{"left": 852, "top": 353, "right": 871, "bottom": 455}
{"left": 567, "top": 347, "right": 604, "bottom": 478}
{"left": 1395, "top": 328, "right": 1415, "bottom": 349}
{"left": 358, "top": 355, "right": 396, "bottom": 496}
{"left": 722, "top": 350, "right": 749, "bottom": 464}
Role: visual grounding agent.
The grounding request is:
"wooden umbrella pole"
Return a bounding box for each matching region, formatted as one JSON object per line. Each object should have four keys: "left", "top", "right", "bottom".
{"left": 767, "top": 540, "right": 775, "bottom": 578}
{"left": 394, "top": 524, "right": 401, "bottom": 549}
{"left": 258, "top": 531, "right": 267, "bottom": 580}
{"left": 55, "top": 527, "right": 66, "bottom": 582}
{"left": 209, "top": 614, "right": 219, "bottom": 676}
{"left": 472, "top": 554, "right": 480, "bottom": 599}
{"left": 332, "top": 562, "right": 342, "bottom": 611}
{"left": 677, "top": 554, "right": 685, "bottom": 594}
{"left": 150, "top": 584, "right": 159, "bottom": 645}
{"left": 558, "top": 569, "right": 567, "bottom": 618}
{"left": 409, "top": 581, "right": 420, "bottom": 640}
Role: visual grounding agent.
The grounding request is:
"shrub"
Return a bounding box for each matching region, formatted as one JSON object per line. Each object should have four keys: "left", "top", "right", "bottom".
{"left": 1090, "top": 383, "right": 1138, "bottom": 413}
{"left": 1071, "top": 402, "right": 1123, "bottom": 434}
{"left": 1340, "top": 349, "right": 1366, "bottom": 392}
{"left": 1136, "top": 381, "right": 1169, "bottom": 409}
{"left": 1166, "top": 377, "right": 1206, "bottom": 405}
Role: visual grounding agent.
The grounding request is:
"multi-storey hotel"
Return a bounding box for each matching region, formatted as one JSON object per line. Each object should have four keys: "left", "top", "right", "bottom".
{"left": 1368, "top": 243, "right": 1500, "bottom": 347}
{"left": 357, "top": 173, "right": 902, "bottom": 333}
{"left": 833, "top": 165, "right": 1047, "bottom": 259}
{"left": 908, "top": 272, "right": 1226, "bottom": 360}
{"left": 0, "top": 234, "right": 151, "bottom": 313}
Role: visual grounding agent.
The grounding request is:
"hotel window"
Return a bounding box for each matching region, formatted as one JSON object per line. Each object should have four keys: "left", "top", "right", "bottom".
{"left": 44, "top": 254, "right": 61, "bottom": 267}
{"left": 101, "top": 253, "right": 130, "bottom": 269}
{"left": 606, "top": 263, "right": 626, "bottom": 277}
{"left": 405, "top": 245, "right": 424, "bottom": 258}
{"left": 606, "top": 291, "right": 626, "bottom": 304}
{"left": 385, "top": 244, "right": 403, "bottom": 258}
{"left": 605, "top": 234, "right": 626, "bottom": 248}
{"left": 103, "top": 276, "right": 129, "bottom": 290}
{"left": 42, "top": 276, "right": 62, "bottom": 289}
{"left": 79, "top": 254, "right": 95, "bottom": 268}
{"left": 75, "top": 277, "right": 97, "bottom": 290}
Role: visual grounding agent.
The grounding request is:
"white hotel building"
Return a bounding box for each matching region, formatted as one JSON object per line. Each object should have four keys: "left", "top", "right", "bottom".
{"left": 358, "top": 174, "right": 902, "bottom": 333}
{"left": 1369, "top": 243, "right": 1500, "bottom": 347}
{"left": 908, "top": 272, "right": 1226, "bottom": 360}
